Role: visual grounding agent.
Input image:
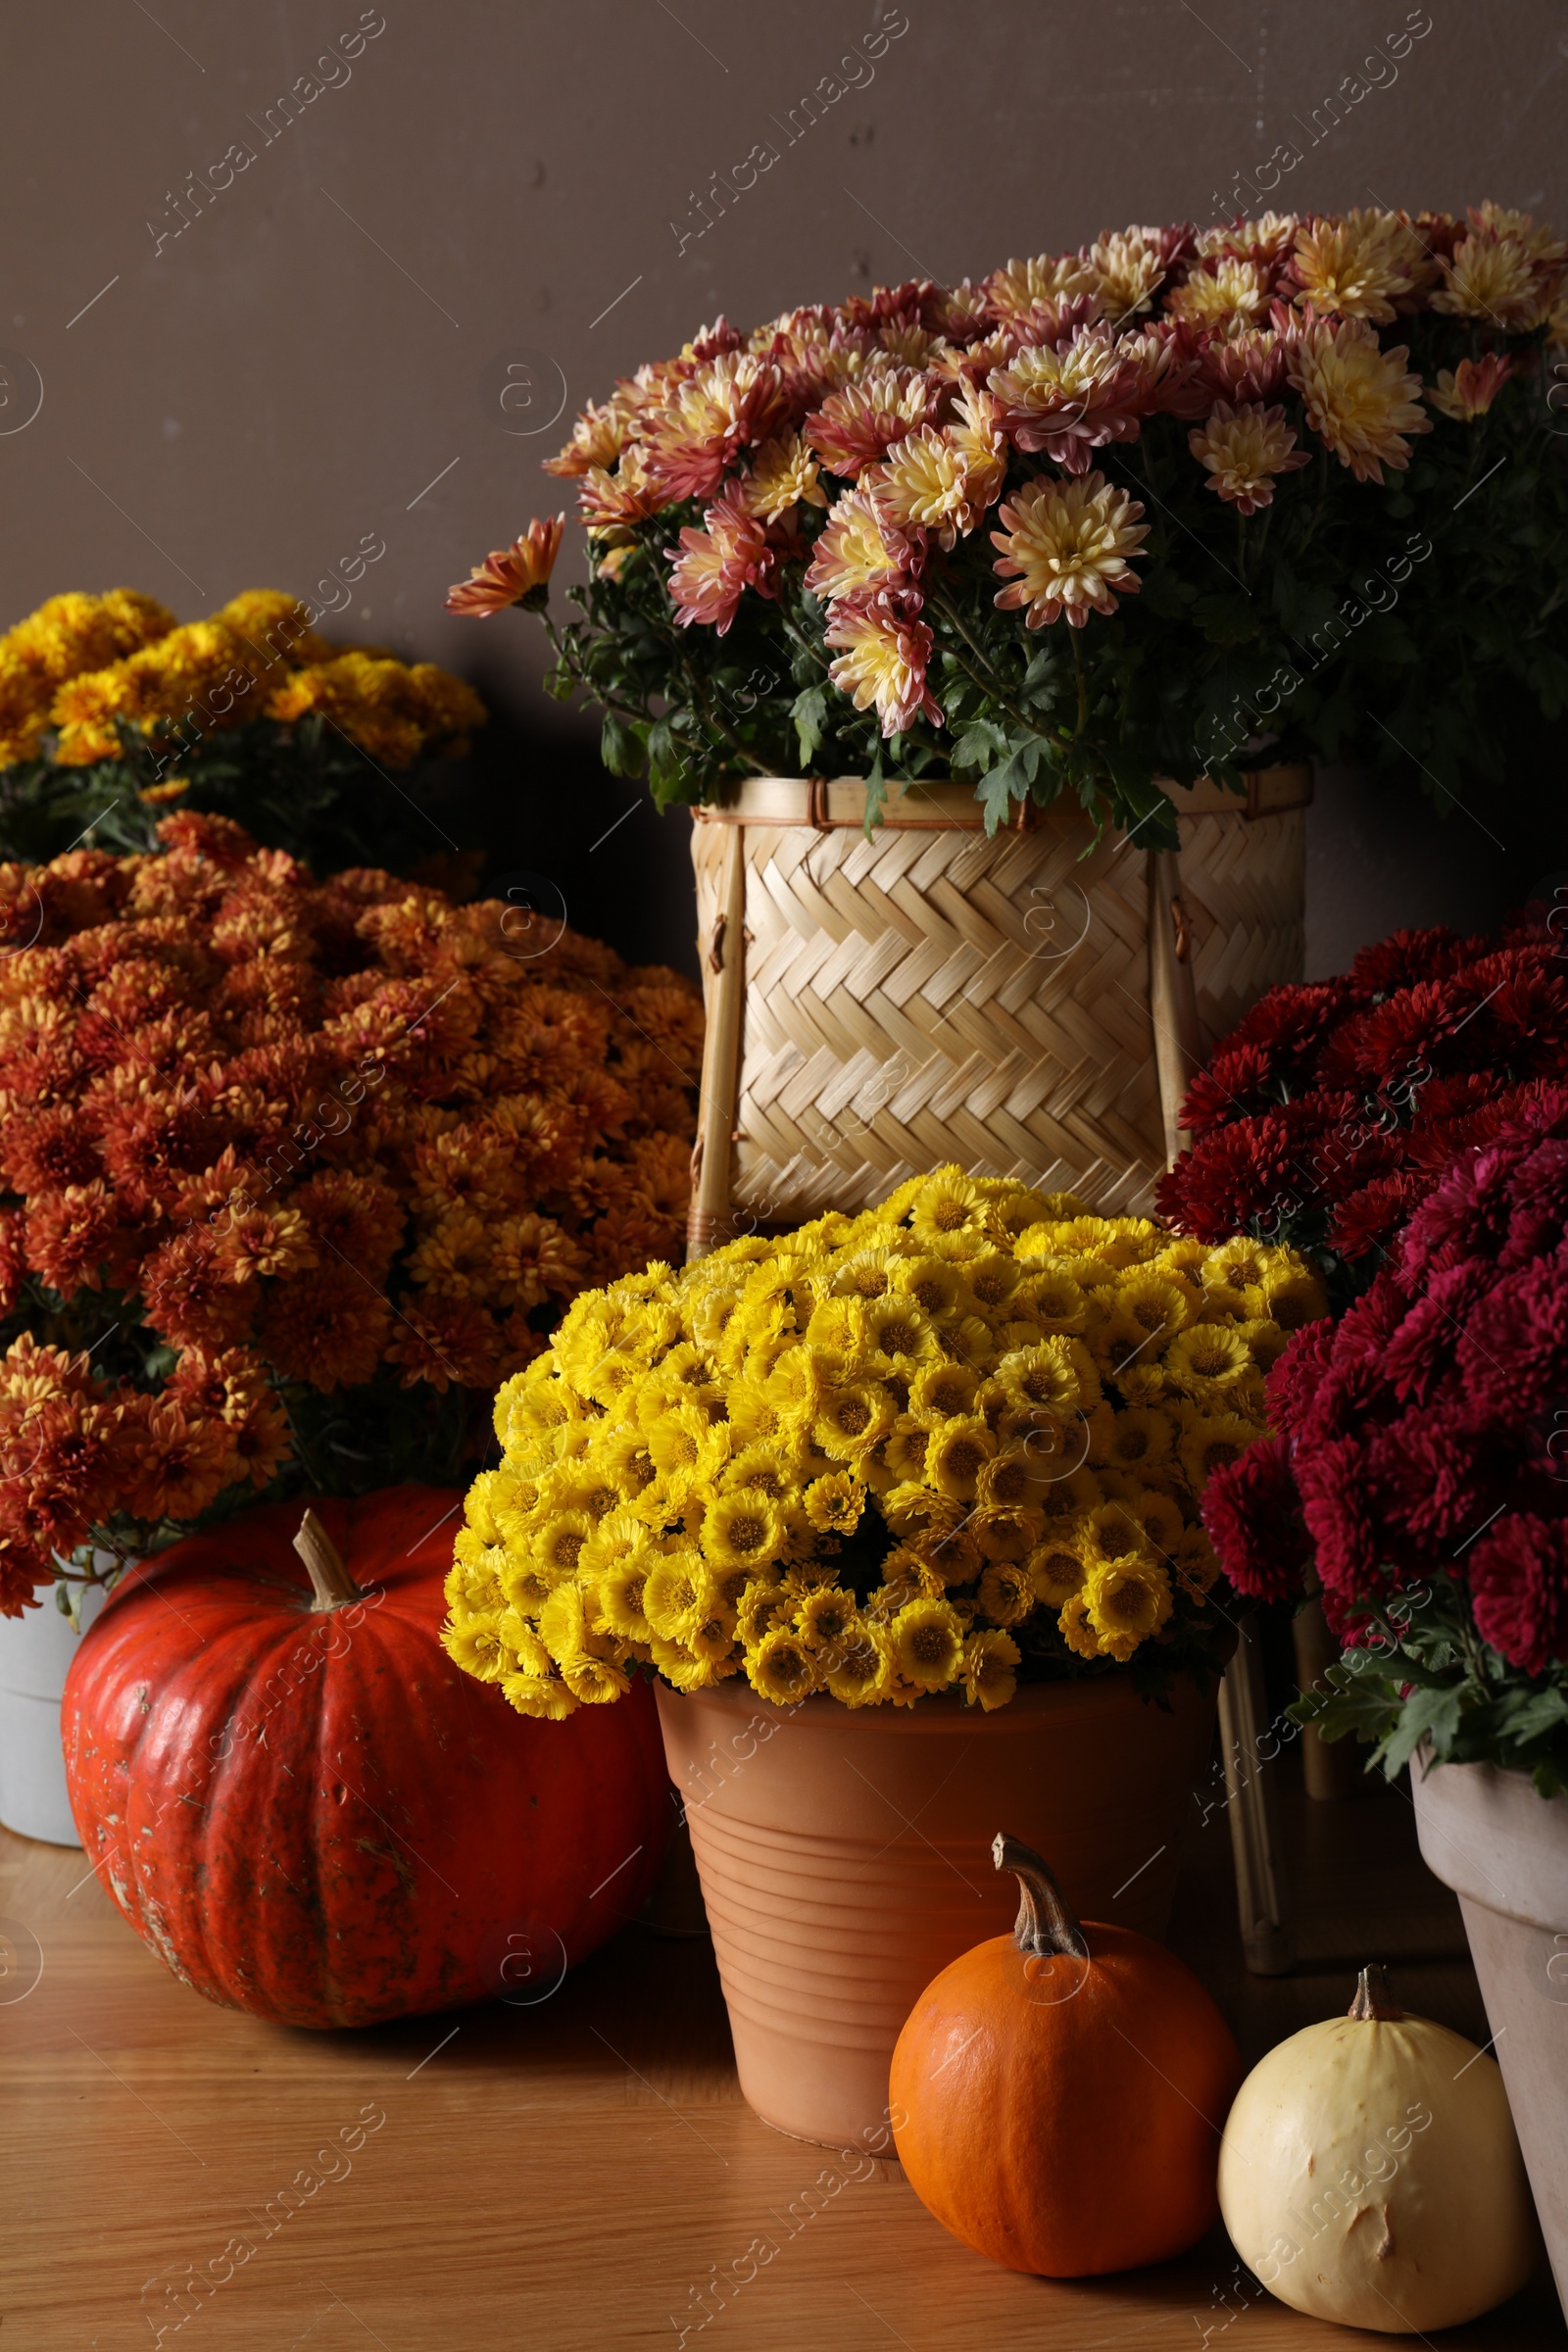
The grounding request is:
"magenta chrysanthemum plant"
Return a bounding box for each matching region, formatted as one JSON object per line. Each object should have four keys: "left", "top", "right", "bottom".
{"left": 1203, "top": 1092, "right": 1568, "bottom": 1791}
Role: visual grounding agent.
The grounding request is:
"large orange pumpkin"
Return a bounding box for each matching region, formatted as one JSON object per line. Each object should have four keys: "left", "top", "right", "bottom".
{"left": 890, "top": 1833, "right": 1241, "bottom": 2277}
{"left": 62, "top": 1487, "right": 670, "bottom": 2028}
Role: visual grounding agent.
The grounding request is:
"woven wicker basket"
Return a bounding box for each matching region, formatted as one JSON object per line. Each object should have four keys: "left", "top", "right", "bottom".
{"left": 686, "top": 768, "right": 1309, "bottom": 1254}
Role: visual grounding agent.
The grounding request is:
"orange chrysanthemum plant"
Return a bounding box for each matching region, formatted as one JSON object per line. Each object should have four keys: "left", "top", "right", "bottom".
{"left": 0, "top": 586, "right": 485, "bottom": 879}
{"left": 449, "top": 204, "right": 1568, "bottom": 843}
{"left": 0, "top": 812, "right": 703, "bottom": 1616}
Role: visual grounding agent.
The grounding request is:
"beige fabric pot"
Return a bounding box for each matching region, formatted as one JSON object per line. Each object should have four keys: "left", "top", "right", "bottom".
{"left": 656, "top": 1670, "right": 1216, "bottom": 2149}
{"left": 686, "top": 768, "right": 1309, "bottom": 1251}
{"left": 1411, "top": 1752, "right": 1568, "bottom": 2319}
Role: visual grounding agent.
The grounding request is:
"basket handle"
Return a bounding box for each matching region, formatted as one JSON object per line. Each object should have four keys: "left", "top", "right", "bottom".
{"left": 687, "top": 822, "right": 748, "bottom": 1260}
{"left": 1148, "top": 846, "right": 1204, "bottom": 1169}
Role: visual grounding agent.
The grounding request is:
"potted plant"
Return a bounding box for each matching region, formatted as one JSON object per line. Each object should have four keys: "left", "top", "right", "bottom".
{"left": 0, "top": 585, "right": 484, "bottom": 880}
{"left": 1201, "top": 1097, "right": 1568, "bottom": 2315}
{"left": 449, "top": 205, "right": 1568, "bottom": 1238}
{"left": 0, "top": 811, "right": 702, "bottom": 1840}
{"left": 442, "top": 1166, "right": 1326, "bottom": 2144}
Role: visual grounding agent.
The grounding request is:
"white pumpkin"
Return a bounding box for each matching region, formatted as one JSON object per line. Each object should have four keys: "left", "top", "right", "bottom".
{"left": 1219, "top": 1965, "right": 1538, "bottom": 2334}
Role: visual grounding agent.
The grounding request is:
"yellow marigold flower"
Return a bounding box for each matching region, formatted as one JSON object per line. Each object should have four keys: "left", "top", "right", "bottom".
{"left": 499, "top": 1549, "right": 564, "bottom": 1618}
{"left": 1082, "top": 1555, "right": 1172, "bottom": 1661}
{"left": 537, "top": 1581, "right": 593, "bottom": 1665}
{"left": 890, "top": 1596, "right": 964, "bottom": 1691}
{"left": 642, "top": 1552, "right": 712, "bottom": 1641}
{"left": 1178, "top": 1411, "right": 1260, "bottom": 1491}
{"left": 862, "top": 1296, "right": 939, "bottom": 1367}
{"left": 1259, "top": 1262, "right": 1327, "bottom": 1331}
{"left": 441, "top": 1611, "right": 508, "bottom": 1681}
{"left": 965, "top": 1254, "right": 1022, "bottom": 1318}
{"left": 814, "top": 1380, "right": 894, "bottom": 1459}
{"left": 1291, "top": 210, "right": 1424, "bottom": 322}
{"left": 926, "top": 1414, "right": 997, "bottom": 1502}
{"left": 1016, "top": 1266, "right": 1089, "bottom": 1334}
{"left": 501, "top": 1671, "right": 580, "bottom": 1720}
{"left": 534, "top": 1508, "right": 594, "bottom": 1577}
{"left": 746, "top": 1627, "right": 821, "bottom": 1705}
{"left": 907, "top": 1360, "right": 981, "bottom": 1423}
{"left": 887, "top": 1255, "right": 965, "bottom": 1324}
{"left": 1029, "top": 1537, "right": 1086, "bottom": 1609}
{"left": 720, "top": 1441, "right": 795, "bottom": 1502}
{"left": 906, "top": 1168, "right": 994, "bottom": 1244}
{"left": 824, "top": 1617, "right": 896, "bottom": 1707}
{"left": 1058, "top": 1592, "right": 1103, "bottom": 1660}
{"left": 804, "top": 1471, "right": 863, "bottom": 1536}
{"left": 1161, "top": 1322, "right": 1254, "bottom": 1405}
{"left": 1166, "top": 256, "right": 1271, "bottom": 334}
{"left": 702, "top": 1486, "right": 786, "bottom": 1573}
{"left": 1120, "top": 1485, "right": 1185, "bottom": 1562}
{"left": 1078, "top": 1498, "right": 1156, "bottom": 1573}
{"left": 972, "top": 1502, "right": 1041, "bottom": 1564}
{"left": 1104, "top": 1406, "right": 1174, "bottom": 1473}
{"left": 1287, "top": 318, "right": 1430, "bottom": 485}
{"left": 962, "top": 1628, "right": 1020, "bottom": 1712}
{"left": 975, "top": 1560, "right": 1034, "bottom": 1627}
{"left": 997, "top": 1337, "right": 1100, "bottom": 1418}
{"left": 647, "top": 1400, "right": 710, "bottom": 1480}
{"left": 883, "top": 1417, "right": 932, "bottom": 1483}
{"left": 1175, "top": 1525, "right": 1220, "bottom": 1598}
{"left": 1189, "top": 401, "right": 1310, "bottom": 515}
{"left": 795, "top": 1585, "right": 858, "bottom": 1654}
{"left": 1432, "top": 232, "right": 1546, "bottom": 329}
{"left": 561, "top": 1647, "right": 631, "bottom": 1704}
{"left": 596, "top": 1556, "right": 656, "bottom": 1642}
{"left": 1240, "top": 1316, "right": 1290, "bottom": 1374}
{"left": 601, "top": 1425, "right": 658, "bottom": 1499}
{"left": 736, "top": 1575, "right": 792, "bottom": 1648}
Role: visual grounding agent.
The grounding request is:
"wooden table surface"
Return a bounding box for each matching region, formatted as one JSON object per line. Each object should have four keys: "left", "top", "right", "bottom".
{"left": 3, "top": 1761, "right": 1564, "bottom": 2352}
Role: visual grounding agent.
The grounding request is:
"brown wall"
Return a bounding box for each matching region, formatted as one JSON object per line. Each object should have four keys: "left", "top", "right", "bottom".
{"left": 3, "top": 1, "right": 1564, "bottom": 974}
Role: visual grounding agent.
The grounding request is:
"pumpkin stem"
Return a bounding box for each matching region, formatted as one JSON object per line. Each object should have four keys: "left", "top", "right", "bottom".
{"left": 993, "top": 1833, "right": 1089, "bottom": 1963}
{"left": 1348, "top": 1963, "right": 1403, "bottom": 2022}
{"left": 293, "top": 1508, "right": 362, "bottom": 1612}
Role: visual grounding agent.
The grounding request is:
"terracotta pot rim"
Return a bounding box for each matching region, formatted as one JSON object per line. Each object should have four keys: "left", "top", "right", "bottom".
{"left": 653, "top": 1668, "right": 1210, "bottom": 1736}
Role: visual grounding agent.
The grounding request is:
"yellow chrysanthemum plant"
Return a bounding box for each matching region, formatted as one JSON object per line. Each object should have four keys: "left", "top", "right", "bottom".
{"left": 443, "top": 1169, "right": 1327, "bottom": 1718}
{"left": 0, "top": 586, "right": 485, "bottom": 878}
{"left": 451, "top": 204, "right": 1568, "bottom": 845}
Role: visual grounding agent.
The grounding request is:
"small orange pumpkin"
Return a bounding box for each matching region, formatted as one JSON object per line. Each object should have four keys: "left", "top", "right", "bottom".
{"left": 890, "top": 1832, "right": 1242, "bottom": 2277}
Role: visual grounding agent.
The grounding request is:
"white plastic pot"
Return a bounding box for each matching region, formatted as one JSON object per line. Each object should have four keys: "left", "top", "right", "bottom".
{"left": 0, "top": 1578, "right": 108, "bottom": 1845}
{"left": 1411, "top": 1749, "right": 1568, "bottom": 2321}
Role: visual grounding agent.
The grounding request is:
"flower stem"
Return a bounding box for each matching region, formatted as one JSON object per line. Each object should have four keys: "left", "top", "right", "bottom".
{"left": 993, "top": 1832, "right": 1089, "bottom": 1960}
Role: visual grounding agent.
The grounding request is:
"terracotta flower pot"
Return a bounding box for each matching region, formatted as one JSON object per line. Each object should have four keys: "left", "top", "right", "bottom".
{"left": 1411, "top": 1752, "right": 1568, "bottom": 2319}
{"left": 656, "top": 1670, "right": 1216, "bottom": 2149}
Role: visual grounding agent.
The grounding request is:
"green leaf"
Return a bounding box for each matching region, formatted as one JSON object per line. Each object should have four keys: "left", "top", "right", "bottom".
{"left": 600, "top": 715, "right": 647, "bottom": 779}
{"left": 1382, "top": 1682, "right": 1468, "bottom": 1777}
{"left": 791, "top": 686, "right": 829, "bottom": 772}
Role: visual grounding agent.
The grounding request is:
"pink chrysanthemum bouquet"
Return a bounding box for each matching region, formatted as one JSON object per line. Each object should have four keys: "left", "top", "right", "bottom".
{"left": 450, "top": 206, "right": 1567, "bottom": 843}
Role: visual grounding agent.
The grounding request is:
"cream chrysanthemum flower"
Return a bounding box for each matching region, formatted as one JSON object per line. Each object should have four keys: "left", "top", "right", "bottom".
{"left": 1165, "top": 256, "right": 1272, "bottom": 334}
{"left": 1291, "top": 210, "right": 1424, "bottom": 323}
{"left": 743, "top": 431, "right": 827, "bottom": 521}
{"left": 1086, "top": 226, "right": 1169, "bottom": 324}
{"left": 804, "top": 487, "right": 906, "bottom": 603}
{"left": 1188, "top": 401, "right": 1310, "bottom": 514}
{"left": 1287, "top": 318, "right": 1430, "bottom": 484}
{"left": 991, "top": 470, "right": 1149, "bottom": 629}
{"left": 870, "top": 424, "right": 987, "bottom": 549}
{"left": 1432, "top": 232, "right": 1547, "bottom": 329}
{"left": 824, "top": 589, "right": 942, "bottom": 738}
{"left": 1426, "top": 353, "right": 1514, "bottom": 422}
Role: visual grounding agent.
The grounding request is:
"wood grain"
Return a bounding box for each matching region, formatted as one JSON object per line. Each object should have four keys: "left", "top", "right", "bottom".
{"left": 0, "top": 1759, "right": 1561, "bottom": 2351}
